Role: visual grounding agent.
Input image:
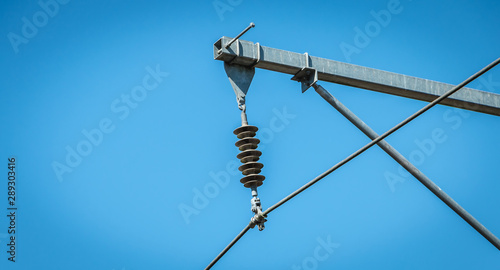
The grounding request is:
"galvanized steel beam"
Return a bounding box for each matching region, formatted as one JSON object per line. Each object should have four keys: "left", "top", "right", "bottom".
{"left": 214, "top": 36, "right": 500, "bottom": 116}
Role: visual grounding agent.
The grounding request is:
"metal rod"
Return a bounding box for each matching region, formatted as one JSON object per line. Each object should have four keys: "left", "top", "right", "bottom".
{"left": 225, "top": 23, "right": 255, "bottom": 49}
{"left": 205, "top": 223, "right": 252, "bottom": 270}
{"left": 313, "top": 83, "right": 500, "bottom": 250}
{"left": 241, "top": 105, "right": 248, "bottom": 126}
{"left": 263, "top": 58, "right": 500, "bottom": 217}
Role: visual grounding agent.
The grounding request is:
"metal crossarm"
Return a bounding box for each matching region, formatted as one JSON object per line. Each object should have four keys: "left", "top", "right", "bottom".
{"left": 214, "top": 36, "right": 500, "bottom": 116}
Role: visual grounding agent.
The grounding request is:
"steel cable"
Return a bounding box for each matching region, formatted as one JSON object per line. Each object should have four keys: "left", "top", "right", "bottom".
{"left": 205, "top": 223, "right": 252, "bottom": 270}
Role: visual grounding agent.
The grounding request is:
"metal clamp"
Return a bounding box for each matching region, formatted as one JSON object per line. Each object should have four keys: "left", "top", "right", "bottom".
{"left": 250, "top": 207, "right": 267, "bottom": 231}
{"left": 249, "top": 187, "right": 267, "bottom": 231}
{"left": 226, "top": 39, "right": 240, "bottom": 65}
{"left": 250, "top": 42, "right": 261, "bottom": 68}
{"left": 291, "top": 67, "right": 318, "bottom": 93}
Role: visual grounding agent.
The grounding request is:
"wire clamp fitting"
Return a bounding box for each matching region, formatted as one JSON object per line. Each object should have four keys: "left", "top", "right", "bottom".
{"left": 250, "top": 209, "right": 267, "bottom": 231}
{"left": 249, "top": 187, "right": 266, "bottom": 231}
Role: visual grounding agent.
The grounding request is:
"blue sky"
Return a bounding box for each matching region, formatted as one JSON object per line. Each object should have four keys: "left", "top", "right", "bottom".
{"left": 1, "top": 0, "right": 500, "bottom": 269}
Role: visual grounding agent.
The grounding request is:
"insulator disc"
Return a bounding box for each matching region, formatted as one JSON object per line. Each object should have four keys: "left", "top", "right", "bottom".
{"left": 243, "top": 181, "right": 263, "bottom": 188}
{"left": 234, "top": 125, "right": 258, "bottom": 135}
{"left": 235, "top": 138, "right": 260, "bottom": 151}
{"left": 234, "top": 125, "right": 258, "bottom": 139}
{"left": 237, "top": 131, "right": 256, "bottom": 139}
{"left": 238, "top": 162, "right": 264, "bottom": 175}
{"left": 240, "top": 174, "right": 265, "bottom": 188}
{"left": 236, "top": 150, "right": 262, "bottom": 163}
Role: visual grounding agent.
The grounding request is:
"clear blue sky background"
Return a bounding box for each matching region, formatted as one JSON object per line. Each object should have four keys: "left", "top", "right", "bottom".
{"left": 1, "top": 0, "right": 499, "bottom": 269}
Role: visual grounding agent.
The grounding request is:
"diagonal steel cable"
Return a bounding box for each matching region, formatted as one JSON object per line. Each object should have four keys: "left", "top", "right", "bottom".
{"left": 206, "top": 58, "right": 500, "bottom": 269}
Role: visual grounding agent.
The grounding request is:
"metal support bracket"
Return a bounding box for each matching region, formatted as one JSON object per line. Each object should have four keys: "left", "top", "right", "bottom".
{"left": 224, "top": 63, "right": 255, "bottom": 111}
{"left": 291, "top": 67, "right": 318, "bottom": 93}
{"left": 219, "top": 23, "right": 258, "bottom": 112}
